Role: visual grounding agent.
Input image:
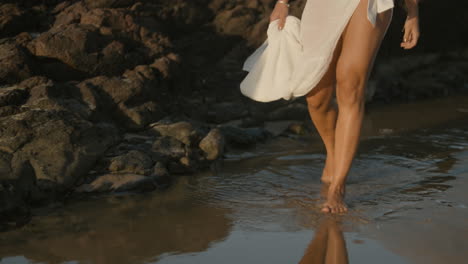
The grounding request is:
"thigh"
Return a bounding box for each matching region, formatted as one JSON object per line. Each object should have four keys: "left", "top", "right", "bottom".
{"left": 336, "top": 0, "right": 393, "bottom": 85}
{"left": 305, "top": 35, "right": 343, "bottom": 105}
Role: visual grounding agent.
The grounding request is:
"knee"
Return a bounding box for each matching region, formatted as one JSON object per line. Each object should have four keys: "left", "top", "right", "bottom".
{"left": 306, "top": 89, "right": 333, "bottom": 113}
{"left": 336, "top": 71, "right": 366, "bottom": 108}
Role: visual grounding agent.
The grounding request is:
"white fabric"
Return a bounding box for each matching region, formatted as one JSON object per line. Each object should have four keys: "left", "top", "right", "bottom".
{"left": 241, "top": 16, "right": 302, "bottom": 102}
{"left": 368, "top": 0, "right": 395, "bottom": 27}
{"left": 240, "top": 0, "right": 394, "bottom": 102}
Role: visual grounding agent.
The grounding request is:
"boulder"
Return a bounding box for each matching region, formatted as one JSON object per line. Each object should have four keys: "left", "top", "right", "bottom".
{"left": 0, "top": 41, "right": 36, "bottom": 85}
{"left": 1, "top": 110, "right": 120, "bottom": 188}
{"left": 199, "top": 128, "right": 225, "bottom": 160}
{"left": 152, "top": 136, "right": 186, "bottom": 159}
{"left": 219, "top": 125, "right": 271, "bottom": 148}
{"left": 150, "top": 121, "right": 200, "bottom": 146}
{"left": 108, "top": 150, "right": 153, "bottom": 175}
{"left": 78, "top": 75, "right": 167, "bottom": 129}
{"left": 0, "top": 4, "right": 36, "bottom": 38}
{"left": 28, "top": 23, "right": 150, "bottom": 79}
{"left": 84, "top": 0, "right": 134, "bottom": 9}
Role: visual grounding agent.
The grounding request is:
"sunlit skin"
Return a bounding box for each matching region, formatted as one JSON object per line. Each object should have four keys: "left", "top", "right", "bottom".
{"left": 298, "top": 217, "right": 348, "bottom": 264}
{"left": 270, "top": 0, "right": 420, "bottom": 214}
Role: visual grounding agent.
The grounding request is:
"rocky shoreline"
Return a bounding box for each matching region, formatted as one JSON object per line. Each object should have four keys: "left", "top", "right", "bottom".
{"left": 1, "top": 0, "right": 468, "bottom": 228}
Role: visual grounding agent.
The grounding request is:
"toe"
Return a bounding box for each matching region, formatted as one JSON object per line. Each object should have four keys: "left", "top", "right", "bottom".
{"left": 321, "top": 205, "right": 331, "bottom": 213}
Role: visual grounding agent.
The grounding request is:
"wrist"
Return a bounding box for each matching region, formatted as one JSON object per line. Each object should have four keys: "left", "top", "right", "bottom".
{"left": 276, "top": 0, "right": 290, "bottom": 8}
{"left": 404, "top": 0, "right": 419, "bottom": 17}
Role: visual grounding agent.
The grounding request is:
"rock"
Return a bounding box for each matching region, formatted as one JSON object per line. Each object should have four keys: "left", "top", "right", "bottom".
{"left": 149, "top": 53, "right": 181, "bottom": 79}
{"left": 0, "top": 4, "right": 35, "bottom": 38}
{"left": 267, "top": 102, "right": 309, "bottom": 121}
{"left": 0, "top": 41, "right": 36, "bottom": 85}
{"left": 84, "top": 0, "right": 134, "bottom": 9}
{"left": 0, "top": 86, "right": 29, "bottom": 108}
{"left": 53, "top": 2, "right": 89, "bottom": 27}
{"left": 152, "top": 162, "right": 169, "bottom": 178}
{"left": 0, "top": 85, "right": 28, "bottom": 116}
{"left": 199, "top": 128, "right": 225, "bottom": 160}
{"left": 1, "top": 110, "right": 120, "bottom": 188}
{"left": 78, "top": 75, "right": 167, "bottom": 129}
{"left": 28, "top": 23, "right": 150, "bottom": 79}
{"left": 75, "top": 173, "right": 156, "bottom": 193}
{"left": 150, "top": 121, "right": 200, "bottom": 146}
{"left": 263, "top": 121, "right": 294, "bottom": 137}
{"left": 207, "top": 102, "right": 249, "bottom": 123}
{"left": 152, "top": 136, "right": 186, "bottom": 159}
{"left": 213, "top": 6, "right": 257, "bottom": 37}
{"left": 1, "top": 158, "right": 37, "bottom": 226}
{"left": 288, "top": 122, "right": 309, "bottom": 135}
{"left": 108, "top": 150, "right": 153, "bottom": 175}
{"left": 219, "top": 125, "right": 271, "bottom": 148}
{"left": 24, "top": 81, "right": 95, "bottom": 120}
{"left": 167, "top": 157, "right": 196, "bottom": 174}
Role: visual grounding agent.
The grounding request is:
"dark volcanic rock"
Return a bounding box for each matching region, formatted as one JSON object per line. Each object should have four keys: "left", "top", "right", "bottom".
{"left": 0, "top": 41, "right": 36, "bottom": 85}
{"left": 108, "top": 150, "right": 153, "bottom": 175}
{"left": 219, "top": 125, "right": 271, "bottom": 148}
{"left": 2, "top": 110, "right": 120, "bottom": 187}
{"left": 152, "top": 136, "right": 186, "bottom": 160}
{"left": 28, "top": 24, "right": 149, "bottom": 79}
{"left": 199, "top": 128, "right": 225, "bottom": 160}
{"left": 84, "top": 0, "right": 134, "bottom": 9}
{"left": 0, "top": 108, "right": 120, "bottom": 222}
{"left": 150, "top": 121, "right": 202, "bottom": 146}
{"left": 78, "top": 74, "right": 168, "bottom": 129}
{"left": 0, "top": 4, "right": 34, "bottom": 38}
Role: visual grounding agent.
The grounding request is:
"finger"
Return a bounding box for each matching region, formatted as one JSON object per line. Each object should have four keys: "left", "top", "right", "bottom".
{"left": 278, "top": 17, "right": 286, "bottom": 30}
{"left": 406, "top": 34, "right": 419, "bottom": 49}
{"left": 402, "top": 32, "right": 419, "bottom": 49}
{"left": 269, "top": 14, "right": 278, "bottom": 23}
{"left": 402, "top": 26, "right": 410, "bottom": 44}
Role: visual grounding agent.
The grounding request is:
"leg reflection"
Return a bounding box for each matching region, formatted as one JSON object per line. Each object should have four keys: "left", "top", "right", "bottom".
{"left": 299, "top": 218, "right": 348, "bottom": 264}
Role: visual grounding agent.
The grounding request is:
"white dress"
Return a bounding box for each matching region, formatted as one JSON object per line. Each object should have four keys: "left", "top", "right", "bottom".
{"left": 240, "top": 0, "right": 394, "bottom": 102}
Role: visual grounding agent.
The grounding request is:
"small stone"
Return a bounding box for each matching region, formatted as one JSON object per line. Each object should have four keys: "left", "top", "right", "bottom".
{"left": 152, "top": 136, "right": 186, "bottom": 159}
{"left": 150, "top": 121, "right": 198, "bottom": 146}
{"left": 199, "top": 128, "right": 225, "bottom": 160}
{"left": 108, "top": 150, "right": 153, "bottom": 175}
{"left": 152, "top": 162, "right": 169, "bottom": 177}
{"left": 288, "top": 123, "right": 308, "bottom": 135}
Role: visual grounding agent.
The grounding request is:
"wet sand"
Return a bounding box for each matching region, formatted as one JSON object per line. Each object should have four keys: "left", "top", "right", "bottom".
{"left": 0, "top": 95, "right": 468, "bottom": 264}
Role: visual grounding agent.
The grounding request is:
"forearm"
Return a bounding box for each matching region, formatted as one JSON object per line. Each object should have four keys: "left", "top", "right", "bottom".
{"left": 404, "top": 0, "right": 419, "bottom": 17}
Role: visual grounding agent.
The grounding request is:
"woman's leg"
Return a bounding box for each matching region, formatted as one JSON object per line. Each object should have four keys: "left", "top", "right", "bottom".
{"left": 305, "top": 37, "right": 343, "bottom": 184}
{"left": 323, "top": 0, "right": 393, "bottom": 213}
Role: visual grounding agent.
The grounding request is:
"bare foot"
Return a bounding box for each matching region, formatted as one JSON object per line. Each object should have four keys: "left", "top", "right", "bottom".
{"left": 320, "top": 158, "right": 333, "bottom": 184}
{"left": 320, "top": 183, "right": 330, "bottom": 199}
{"left": 321, "top": 185, "right": 348, "bottom": 214}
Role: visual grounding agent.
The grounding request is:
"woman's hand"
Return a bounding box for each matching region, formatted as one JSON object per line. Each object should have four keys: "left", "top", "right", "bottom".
{"left": 270, "top": 1, "right": 289, "bottom": 30}
{"left": 401, "top": 2, "right": 420, "bottom": 49}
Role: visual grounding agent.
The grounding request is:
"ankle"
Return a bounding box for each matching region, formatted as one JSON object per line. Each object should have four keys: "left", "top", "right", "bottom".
{"left": 329, "top": 183, "right": 345, "bottom": 194}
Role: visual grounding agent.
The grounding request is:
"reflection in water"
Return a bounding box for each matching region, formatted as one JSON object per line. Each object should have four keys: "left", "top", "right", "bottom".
{"left": 0, "top": 181, "right": 233, "bottom": 264}
{"left": 299, "top": 218, "right": 348, "bottom": 264}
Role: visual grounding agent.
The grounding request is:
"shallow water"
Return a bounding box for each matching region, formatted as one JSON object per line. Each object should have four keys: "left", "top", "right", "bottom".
{"left": 1, "top": 96, "right": 468, "bottom": 264}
